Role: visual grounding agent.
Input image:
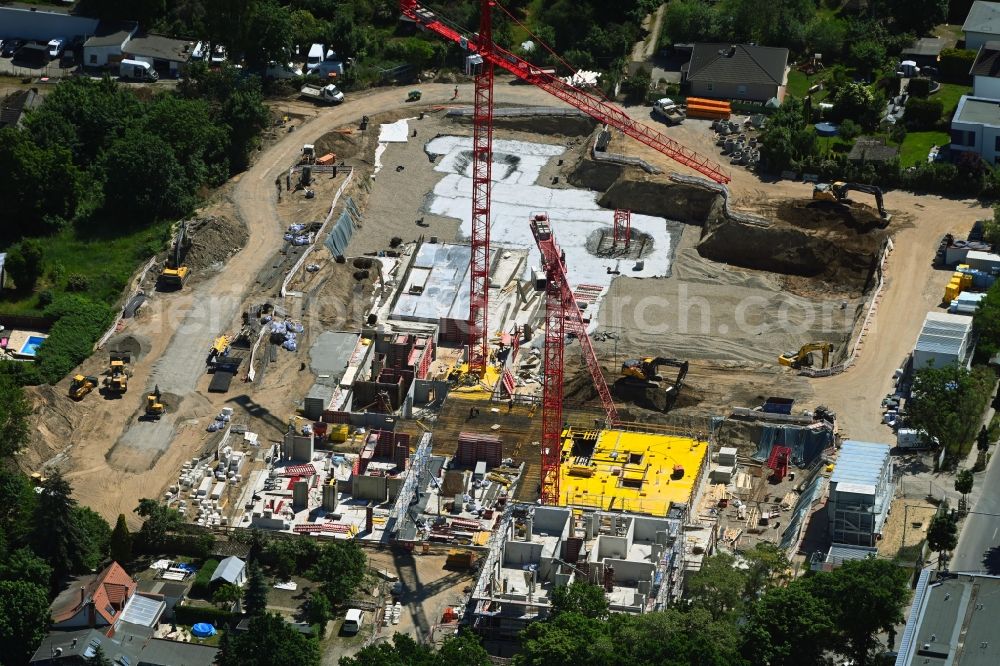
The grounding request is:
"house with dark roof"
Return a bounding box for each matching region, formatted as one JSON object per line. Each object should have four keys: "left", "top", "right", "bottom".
{"left": 682, "top": 43, "right": 789, "bottom": 103}
{"left": 901, "top": 37, "right": 946, "bottom": 68}
{"left": 30, "top": 622, "right": 218, "bottom": 666}
{"left": 0, "top": 89, "right": 39, "bottom": 130}
{"left": 83, "top": 21, "right": 138, "bottom": 68}
{"left": 970, "top": 41, "right": 1000, "bottom": 98}
{"left": 123, "top": 34, "right": 197, "bottom": 78}
{"left": 964, "top": 1, "right": 1000, "bottom": 51}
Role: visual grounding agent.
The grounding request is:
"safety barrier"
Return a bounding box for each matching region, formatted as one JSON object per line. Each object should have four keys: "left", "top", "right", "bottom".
{"left": 95, "top": 255, "right": 157, "bottom": 350}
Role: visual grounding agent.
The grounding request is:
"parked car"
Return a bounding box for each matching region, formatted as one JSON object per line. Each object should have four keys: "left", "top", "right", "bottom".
{"left": 47, "top": 38, "right": 65, "bottom": 59}
{"left": 2, "top": 39, "right": 25, "bottom": 57}
{"left": 342, "top": 609, "right": 363, "bottom": 635}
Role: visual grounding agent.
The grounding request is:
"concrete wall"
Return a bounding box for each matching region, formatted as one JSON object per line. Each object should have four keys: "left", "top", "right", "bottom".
{"left": 282, "top": 431, "right": 314, "bottom": 462}
{"left": 605, "top": 558, "right": 655, "bottom": 585}
{"left": 352, "top": 474, "right": 388, "bottom": 502}
{"left": 533, "top": 506, "right": 571, "bottom": 536}
{"left": 974, "top": 75, "right": 1000, "bottom": 98}
{"left": 503, "top": 540, "right": 543, "bottom": 566}
{"left": 593, "top": 535, "right": 629, "bottom": 560}
{"left": 966, "top": 30, "right": 997, "bottom": 51}
{"left": 0, "top": 7, "right": 99, "bottom": 41}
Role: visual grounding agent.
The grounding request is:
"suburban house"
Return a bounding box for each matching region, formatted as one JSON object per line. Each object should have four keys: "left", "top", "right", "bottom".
{"left": 970, "top": 41, "right": 1000, "bottom": 98}
{"left": 951, "top": 95, "right": 1000, "bottom": 164}
{"left": 210, "top": 555, "right": 247, "bottom": 587}
{"left": 83, "top": 21, "right": 139, "bottom": 68}
{"left": 964, "top": 1, "right": 1000, "bottom": 51}
{"left": 49, "top": 561, "right": 164, "bottom": 633}
{"left": 30, "top": 622, "right": 218, "bottom": 666}
{"left": 681, "top": 43, "right": 789, "bottom": 103}
{"left": 123, "top": 35, "right": 198, "bottom": 78}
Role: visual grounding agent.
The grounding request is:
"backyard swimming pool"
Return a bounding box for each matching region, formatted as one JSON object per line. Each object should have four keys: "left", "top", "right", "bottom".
{"left": 19, "top": 335, "right": 46, "bottom": 357}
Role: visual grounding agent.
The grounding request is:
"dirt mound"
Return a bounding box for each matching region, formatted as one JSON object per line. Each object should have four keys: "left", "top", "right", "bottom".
{"left": 698, "top": 199, "right": 889, "bottom": 295}
{"left": 314, "top": 128, "right": 364, "bottom": 162}
{"left": 105, "top": 333, "right": 148, "bottom": 360}
{"left": 449, "top": 111, "right": 596, "bottom": 136}
{"left": 21, "top": 384, "right": 76, "bottom": 471}
{"left": 596, "top": 175, "right": 724, "bottom": 225}
{"left": 184, "top": 216, "right": 249, "bottom": 272}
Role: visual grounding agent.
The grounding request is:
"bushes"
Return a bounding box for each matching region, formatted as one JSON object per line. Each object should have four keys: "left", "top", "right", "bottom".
{"left": 904, "top": 97, "right": 944, "bottom": 130}
{"left": 190, "top": 559, "right": 219, "bottom": 599}
{"left": 174, "top": 602, "right": 238, "bottom": 626}
{"left": 33, "top": 295, "right": 115, "bottom": 385}
{"left": 906, "top": 77, "right": 932, "bottom": 98}
{"left": 940, "top": 48, "right": 976, "bottom": 83}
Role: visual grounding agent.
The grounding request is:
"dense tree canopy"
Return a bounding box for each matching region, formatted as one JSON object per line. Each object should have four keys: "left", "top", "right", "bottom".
{"left": 908, "top": 364, "right": 995, "bottom": 460}
{"left": 308, "top": 540, "right": 367, "bottom": 605}
{"left": 219, "top": 613, "right": 321, "bottom": 666}
{"left": 0, "top": 580, "right": 51, "bottom": 665}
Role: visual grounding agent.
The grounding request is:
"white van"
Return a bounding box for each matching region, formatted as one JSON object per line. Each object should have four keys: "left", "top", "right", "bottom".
{"left": 120, "top": 59, "right": 158, "bottom": 81}
{"left": 307, "top": 43, "right": 325, "bottom": 68}
{"left": 343, "top": 608, "right": 363, "bottom": 634}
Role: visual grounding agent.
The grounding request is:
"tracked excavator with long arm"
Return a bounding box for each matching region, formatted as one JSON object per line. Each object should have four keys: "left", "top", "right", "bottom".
{"left": 812, "top": 182, "right": 891, "bottom": 225}
{"left": 779, "top": 343, "right": 833, "bottom": 369}
{"left": 617, "top": 356, "right": 689, "bottom": 412}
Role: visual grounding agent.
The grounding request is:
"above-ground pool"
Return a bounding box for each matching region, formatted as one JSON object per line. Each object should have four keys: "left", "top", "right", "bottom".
{"left": 19, "top": 335, "right": 46, "bottom": 357}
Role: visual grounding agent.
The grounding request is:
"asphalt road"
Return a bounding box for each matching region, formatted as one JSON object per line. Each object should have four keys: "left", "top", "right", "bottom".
{"left": 951, "top": 447, "right": 1000, "bottom": 573}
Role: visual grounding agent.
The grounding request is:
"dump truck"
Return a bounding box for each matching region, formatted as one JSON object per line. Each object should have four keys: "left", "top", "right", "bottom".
{"left": 69, "top": 375, "right": 99, "bottom": 400}
{"left": 300, "top": 83, "right": 344, "bottom": 104}
{"left": 104, "top": 352, "right": 130, "bottom": 394}
{"left": 778, "top": 343, "right": 833, "bottom": 369}
{"left": 158, "top": 221, "right": 191, "bottom": 289}
{"left": 145, "top": 385, "right": 165, "bottom": 419}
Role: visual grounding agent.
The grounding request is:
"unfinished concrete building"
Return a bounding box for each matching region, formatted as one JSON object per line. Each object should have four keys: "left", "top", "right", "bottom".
{"left": 471, "top": 504, "right": 682, "bottom": 640}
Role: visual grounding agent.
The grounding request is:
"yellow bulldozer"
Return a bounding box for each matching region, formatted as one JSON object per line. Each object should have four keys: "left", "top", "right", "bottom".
{"left": 158, "top": 221, "right": 191, "bottom": 289}
{"left": 103, "top": 352, "right": 130, "bottom": 394}
{"left": 778, "top": 343, "right": 833, "bottom": 369}
{"left": 69, "top": 375, "right": 99, "bottom": 400}
{"left": 145, "top": 385, "right": 165, "bottom": 420}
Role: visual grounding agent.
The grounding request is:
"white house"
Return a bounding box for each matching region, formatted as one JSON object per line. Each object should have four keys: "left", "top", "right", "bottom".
{"left": 951, "top": 95, "right": 1000, "bottom": 164}
{"left": 83, "top": 22, "right": 138, "bottom": 68}
{"left": 963, "top": 1, "right": 1000, "bottom": 51}
{"left": 911, "top": 311, "right": 974, "bottom": 370}
{"left": 209, "top": 556, "right": 247, "bottom": 587}
{"left": 970, "top": 41, "right": 1000, "bottom": 97}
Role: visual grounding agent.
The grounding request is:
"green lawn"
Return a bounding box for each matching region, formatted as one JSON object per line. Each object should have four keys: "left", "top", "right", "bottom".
{"left": 932, "top": 82, "right": 972, "bottom": 119}
{"left": 786, "top": 70, "right": 811, "bottom": 97}
{"left": 899, "top": 130, "right": 950, "bottom": 166}
{"left": 0, "top": 222, "right": 169, "bottom": 315}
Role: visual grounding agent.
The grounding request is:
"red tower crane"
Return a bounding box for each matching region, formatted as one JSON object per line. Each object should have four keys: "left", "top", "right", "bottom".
{"left": 400, "top": 0, "right": 730, "bottom": 376}
{"left": 530, "top": 213, "right": 619, "bottom": 505}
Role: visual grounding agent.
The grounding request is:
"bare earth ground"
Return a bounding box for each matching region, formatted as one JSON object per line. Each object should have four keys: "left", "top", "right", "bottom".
{"left": 20, "top": 79, "right": 989, "bottom": 522}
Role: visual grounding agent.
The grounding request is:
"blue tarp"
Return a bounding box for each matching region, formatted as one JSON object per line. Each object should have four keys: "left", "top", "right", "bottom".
{"left": 191, "top": 623, "right": 216, "bottom": 637}
{"left": 753, "top": 425, "right": 833, "bottom": 468}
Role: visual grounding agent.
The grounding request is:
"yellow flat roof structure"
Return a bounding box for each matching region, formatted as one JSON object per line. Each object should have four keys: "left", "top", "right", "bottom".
{"left": 555, "top": 428, "right": 708, "bottom": 516}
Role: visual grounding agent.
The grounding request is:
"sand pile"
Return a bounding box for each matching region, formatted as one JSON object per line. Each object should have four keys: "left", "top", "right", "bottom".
{"left": 184, "top": 216, "right": 249, "bottom": 272}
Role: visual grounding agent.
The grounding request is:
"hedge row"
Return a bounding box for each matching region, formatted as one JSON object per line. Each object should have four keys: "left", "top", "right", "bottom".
{"left": 174, "top": 603, "right": 239, "bottom": 626}
{"left": 32, "top": 295, "right": 115, "bottom": 385}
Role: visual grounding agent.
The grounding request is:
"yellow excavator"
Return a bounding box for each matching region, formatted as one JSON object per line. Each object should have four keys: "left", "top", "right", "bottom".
{"left": 103, "top": 352, "right": 130, "bottom": 394}
{"left": 69, "top": 375, "right": 99, "bottom": 400}
{"left": 145, "top": 385, "right": 165, "bottom": 419}
{"left": 158, "top": 221, "right": 191, "bottom": 289}
{"left": 621, "top": 357, "right": 689, "bottom": 390}
{"left": 779, "top": 343, "right": 833, "bottom": 369}
{"left": 812, "top": 182, "right": 891, "bottom": 225}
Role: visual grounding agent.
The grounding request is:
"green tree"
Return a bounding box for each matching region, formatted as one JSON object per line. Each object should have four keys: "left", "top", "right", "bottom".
{"left": 0, "top": 579, "right": 51, "bottom": 665}
{"left": 339, "top": 632, "right": 435, "bottom": 665}
{"left": 975, "top": 274, "right": 1000, "bottom": 359}
{"left": 885, "top": 0, "right": 947, "bottom": 35}
{"left": 306, "top": 590, "right": 331, "bottom": 631}
{"left": 3, "top": 238, "right": 45, "bottom": 292}
{"left": 73, "top": 505, "right": 112, "bottom": 571}
{"left": 927, "top": 510, "right": 959, "bottom": 565}
{"left": 214, "top": 583, "right": 243, "bottom": 609}
{"left": 621, "top": 67, "right": 652, "bottom": 103}
{"left": 309, "top": 540, "right": 366, "bottom": 605}
{"left": 742, "top": 542, "right": 789, "bottom": 599}
{"left": 662, "top": 0, "right": 718, "bottom": 44}
{"left": 85, "top": 643, "right": 114, "bottom": 666}
{"left": 100, "top": 129, "right": 195, "bottom": 223}
{"left": 831, "top": 82, "right": 884, "bottom": 130}
{"left": 134, "top": 498, "right": 182, "bottom": 551}
{"left": 31, "top": 471, "right": 88, "bottom": 584}
{"left": 518, "top": 611, "right": 617, "bottom": 666}
{"left": 0, "top": 546, "right": 53, "bottom": 583}
{"left": 955, "top": 469, "right": 974, "bottom": 504}
{"left": 908, "top": 364, "right": 995, "bottom": 459}
{"left": 742, "top": 582, "right": 836, "bottom": 666}
{"left": 219, "top": 612, "right": 320, "bottom": 666}
{"left": 109, "top": 513, "right": 133, "bottom": 564}
{"left": 977, "top": 425, "right": 991, "bottom": 453}
{"left": 0, "top": 128, "right": 77, "bottom": 242}
{"left": 435, "top": 631, "right": 492, "bottom": 666}
{"left": 904, "top": 97, "right": 945, "bottom": 130}
{"left": 838, "top": 119, "right": 862, "bottom": 141}
{"left": 685, "top": 552, "right": 748, "bottom": 620}
{"left": 550, "top": 581, "right": 609, "bottom": 620}
{"left": 0, "top": 467, "right": 37, "bottom": 547}
{"left": 615, "top": 607, "right": 745, "bottom": 666}
{"left": 0, "top": 374, "right": 31, "bottom": 457}
{"left": 805, "top": 15, "right": 846, "bottom": 58}
{"left": 848, "top": 39, "right": 887, "bottom": 77}
{"left": 808, "top": 557, "right": 911, "bottom": 663}
{"left": 243, "top": 0, "right": 295, "bottom": 69}
{"left": 243, "top": 559, "right": 269, "bottom": 616}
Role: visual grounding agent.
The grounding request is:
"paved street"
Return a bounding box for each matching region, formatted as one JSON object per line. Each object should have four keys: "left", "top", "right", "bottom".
{"left": 951, "top": 444, "right": 1000, "bottom": 573}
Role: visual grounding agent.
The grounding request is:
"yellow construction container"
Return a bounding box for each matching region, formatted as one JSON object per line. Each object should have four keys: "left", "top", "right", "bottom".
{"left": 329, "top": 424, "right": 349, "bottom": 443}
{"left": 960, "top": 273, "right": 973, "bottom": 289}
